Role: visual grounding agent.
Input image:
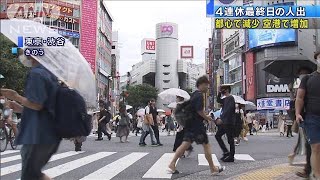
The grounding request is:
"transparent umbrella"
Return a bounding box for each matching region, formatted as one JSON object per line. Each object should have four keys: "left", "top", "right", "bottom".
{"left": 0, "top": 19, "right": 96, "bottom": 107}
{"left": 158, "top": 88, "right": 190, "bottom": 103}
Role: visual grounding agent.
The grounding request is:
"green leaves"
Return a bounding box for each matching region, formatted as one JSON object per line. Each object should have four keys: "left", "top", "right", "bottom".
{"left": 126, "top": 84, "right": 158, "bottom": 109}
{"left": 0, "top": 34, "right": 28, "bottom": 95}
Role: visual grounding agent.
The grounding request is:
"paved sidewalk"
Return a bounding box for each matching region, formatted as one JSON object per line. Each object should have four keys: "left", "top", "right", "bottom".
{"left": 227, "top": 163, "right": 307, "bottom": 180}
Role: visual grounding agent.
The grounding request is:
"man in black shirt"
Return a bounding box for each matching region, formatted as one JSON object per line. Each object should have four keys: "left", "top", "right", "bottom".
{"left": 146, "top": 99, "right": 163, "bottom": 146}
{"left": 296, "top": 51, "right": 320, "bottom": 179}
{"left": 215, "top": 85, "right": 236, "bottom": 162}
{"left": 96, "top": 104, "right": 112, "bottom": 141}
{"left": 168, "top": 76, "right": 225, "bottom": 176}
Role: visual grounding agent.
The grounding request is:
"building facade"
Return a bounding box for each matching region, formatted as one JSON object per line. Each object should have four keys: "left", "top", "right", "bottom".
{"left": 0, "top": 0, "right": 81, "bottom": 48}
{"left": 81, "top": 0, "right": 113, "bottom": 100}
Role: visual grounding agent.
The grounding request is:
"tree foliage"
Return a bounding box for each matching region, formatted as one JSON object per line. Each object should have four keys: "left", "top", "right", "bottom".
{"left": 0, "top": 34, "right": 29, "bottom": 95}
{"left": 126, "top": 84, "right": 158, "bottom": 109}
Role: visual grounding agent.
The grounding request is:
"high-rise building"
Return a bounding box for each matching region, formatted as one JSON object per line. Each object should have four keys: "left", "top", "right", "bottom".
{"left": 81, "top": 0, "right": 113, "bottom": 99}
{"left": 128, "top": 23, "right": 205, "bottom": 108}
{"left": 155, "top": 22, "right": 179, "bottom": 107}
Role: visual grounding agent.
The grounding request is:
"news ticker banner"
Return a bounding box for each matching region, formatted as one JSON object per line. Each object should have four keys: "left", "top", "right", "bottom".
{"left": 207, "top": 0, "right": 320, "bottom": 29}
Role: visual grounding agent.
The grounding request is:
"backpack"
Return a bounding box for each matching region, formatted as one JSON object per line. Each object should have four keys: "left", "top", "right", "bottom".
{"left": 174, "top": 101, "right": 193, "bottom": 127}
{"left": 55, "top": 85, "right": 92, "bottom": 138}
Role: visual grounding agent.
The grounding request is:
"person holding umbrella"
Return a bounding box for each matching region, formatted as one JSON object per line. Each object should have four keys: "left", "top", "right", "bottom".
{"left": 1, "top": 53, "right": 61, "bottom": 180}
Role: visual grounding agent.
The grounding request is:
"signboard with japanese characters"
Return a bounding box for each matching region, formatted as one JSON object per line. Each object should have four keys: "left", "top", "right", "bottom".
{"left": 257, "top": 97, "right": 290, "bottom": 110}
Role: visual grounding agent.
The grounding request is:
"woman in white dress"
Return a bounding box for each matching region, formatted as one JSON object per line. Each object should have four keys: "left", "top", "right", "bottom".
{"left": 278, "top": 110, "right": 285, "bottom": 136}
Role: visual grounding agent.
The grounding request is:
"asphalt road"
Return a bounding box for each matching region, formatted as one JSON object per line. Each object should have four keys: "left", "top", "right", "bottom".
{"left": 1, "top": 130, "right": 299, "bottom": 180}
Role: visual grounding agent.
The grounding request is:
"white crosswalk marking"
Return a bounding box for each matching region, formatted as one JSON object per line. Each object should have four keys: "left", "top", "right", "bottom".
{"left": 1, "top": 150, "right": 256, "bottom": 180}
{"left": 1, "top": 155, "right": 21, "bottom": 163}
{"left": 198, "top": 154, "right": 221, "bottom": 167}
{"left": 1, "top": 151, "right": 84, "bottom": 176}
{"left": 235, "top": 154, "right": 255, "bottom": 161}
{"left": 0, "top": 150, "right": 19, "bottom": 156}
{"left": 80, "top": 152, "right": 148, "bottom": 180}
{"left": 43, "top": 152, "right": 115, "bottom": 178}
{"left": 142, "top": 153, "right": 177, "bottom": 179}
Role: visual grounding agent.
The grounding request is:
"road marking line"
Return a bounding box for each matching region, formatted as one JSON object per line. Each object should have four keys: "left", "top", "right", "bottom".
{"left": 1, "top": 155, "right": 21, "bottom": 163}
{"left": 1, "top": 150, "right": 19, "bottom": 156}
{"left": 80, "top": 152, "right": 148, "bottom": 180}
{"left": 1, "top": 151, "right": 84, "bottom": 176}
{"left": 43, "top": 152, "right": 115, "bottom": 178}
{"left": 234, "top": 154, "right": 255, "bottom": 161}
{"left": 198, "top": 154, "right": 221, "bottom": 167}
{"left": 142, "top": 153, "right": 177, "bottom": 179}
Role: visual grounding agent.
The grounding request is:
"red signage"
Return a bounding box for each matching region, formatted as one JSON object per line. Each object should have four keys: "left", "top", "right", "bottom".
{"left": 80, "top": 0, "right": 98, "bottom": 73}
{"left": 245, "top": 52, "right": 256, "bottom": 101}
{"left": 146, "top": 40, "right": 155, "bottom": 50}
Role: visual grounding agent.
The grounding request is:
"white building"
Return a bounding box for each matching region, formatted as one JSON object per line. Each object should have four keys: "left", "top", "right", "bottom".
{"left": 124, "top": 22, "right": 204, "bottom": 108}
{"left": 111, "top": 31, "right": 120, "bottom": 112}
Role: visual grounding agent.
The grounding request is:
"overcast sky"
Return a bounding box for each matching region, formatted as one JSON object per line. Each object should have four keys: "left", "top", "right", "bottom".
{"left": 106, "top": 1, "right": 211, "bottom": 75}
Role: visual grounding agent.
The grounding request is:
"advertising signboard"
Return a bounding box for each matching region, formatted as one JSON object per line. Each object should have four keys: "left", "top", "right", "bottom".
{"left": 146, "top": 40, "right": 155, "bottom": 50}
{"left": 141, "top": 38, "right": 156, "bottom": 54}
{"left": 181, "top": 46, "right": 194, "bottom": 59}
{"left": 80, "top": 0, "right": 97, "bottom": 73}
{"left": 257, "top": 97, "right": 291, "bottom": 110}
{"left": 265, "top": 72, "right": 290, "bottom": 93}
{"left": 248, "top": 29, "right": 296, "bottom": 49}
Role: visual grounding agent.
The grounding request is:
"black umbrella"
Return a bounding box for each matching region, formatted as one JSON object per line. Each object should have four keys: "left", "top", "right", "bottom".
{"left": 263, "top": 55, "right": 317, "bottom": 78}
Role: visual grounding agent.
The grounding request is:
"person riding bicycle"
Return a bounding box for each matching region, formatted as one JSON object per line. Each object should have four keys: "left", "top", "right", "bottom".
{"left": 2, "top": 102, "right": 18, "bottom": 137}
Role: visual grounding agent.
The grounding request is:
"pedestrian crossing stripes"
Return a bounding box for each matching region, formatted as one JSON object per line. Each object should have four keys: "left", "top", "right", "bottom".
{"left": 143, "top": 153, "right": 177, "bottom": 179}
{"left": 1, "top": 150, "right": 255, "bottom": 180}
{"left": 81, "top": 153, "right": 148, "bottom": 180}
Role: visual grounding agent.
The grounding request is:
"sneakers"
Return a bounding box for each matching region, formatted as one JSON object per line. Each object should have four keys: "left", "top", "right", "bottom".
{"left": 139, "top": 143, "right": 147, "bottom": 147}
{"left": 151, "top": 143, "right": 159, "bottom": 147}
{"left": 222, "top": 156, "right": 235, "bottom": 162}
{"left": 220, "top": 152, "right": 230, "bottom": 160}
{"left": 158, "top": 143, "right": 163, "bottom": 146}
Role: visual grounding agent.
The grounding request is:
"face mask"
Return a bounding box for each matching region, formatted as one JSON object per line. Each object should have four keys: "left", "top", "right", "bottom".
{"left": 299, "top": 74, "right": 307, "bottom": 80}
{"left": 0, "top": 99, "right": 5, "bottom": 104}
{"left": 19, "top": 54, "right": 32, "bottom": 67}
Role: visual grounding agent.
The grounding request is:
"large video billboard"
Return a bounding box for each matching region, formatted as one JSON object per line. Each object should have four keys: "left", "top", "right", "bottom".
{"left": 248, "top": 29, "right": 296, "bottom": 49}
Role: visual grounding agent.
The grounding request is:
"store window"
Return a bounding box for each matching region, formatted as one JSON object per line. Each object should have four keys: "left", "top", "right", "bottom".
{"left": 66, "top": 22, "right": 72, "bottom": 30}
{"left": 52, "top": 19, "right": 58, "bottom": 27}
{"left": 73, "top": 9, "right": 80, "bottom": 17}
{"left": 73, "top": 23, "right": 79, "bottom": 31}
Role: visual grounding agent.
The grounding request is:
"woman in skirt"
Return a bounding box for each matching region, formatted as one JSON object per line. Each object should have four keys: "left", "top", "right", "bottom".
{"left": 116, "top": 105, "right": 130, "bottom": 143}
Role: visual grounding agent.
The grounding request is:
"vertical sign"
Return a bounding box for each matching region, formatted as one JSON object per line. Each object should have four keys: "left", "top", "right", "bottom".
{"left": 245, "top": 52, "right": 255, "bottom": 101}
{"left": 80, "top": 0, "right": 98, "bottom": 73}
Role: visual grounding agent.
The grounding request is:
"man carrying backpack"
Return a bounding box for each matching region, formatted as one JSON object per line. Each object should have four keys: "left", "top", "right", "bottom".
{"left": 168, "top": 76, "right": 225, "bottom": 176}
{"left": 296, "top": 51, "right": 320, "bottom": 180}
{"left": 1, "top": 54, "right": 61, "bottom": 180}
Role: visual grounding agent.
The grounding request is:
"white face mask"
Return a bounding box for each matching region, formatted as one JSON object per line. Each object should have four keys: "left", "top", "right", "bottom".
{"left": 299, "top": 74, "right": 307, "bottom": 80}
{"left": 19, "top": 54, "right": 32, "bottom": 67}
{"left": 0, "top": 99, "right": 5, "bottom": 104}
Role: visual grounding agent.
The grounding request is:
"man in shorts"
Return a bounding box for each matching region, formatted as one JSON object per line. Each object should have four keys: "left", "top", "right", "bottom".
{"left": 296, "top": 51, "right": 320, "bottom": 179}
{"left": 168, "top": 76, "right": 225, "bottom": 176}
